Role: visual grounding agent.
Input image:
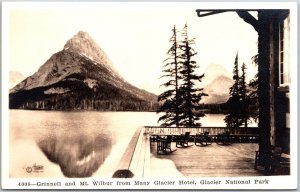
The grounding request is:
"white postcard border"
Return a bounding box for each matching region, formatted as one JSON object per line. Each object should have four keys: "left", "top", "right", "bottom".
{"left": 1, "top": 1, "right": 298, "bottom": 190}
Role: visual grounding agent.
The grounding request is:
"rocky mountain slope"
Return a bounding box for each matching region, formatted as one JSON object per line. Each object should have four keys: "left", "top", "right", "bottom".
{"left": 9, "top": 31, "right": 157, "bottom": 111}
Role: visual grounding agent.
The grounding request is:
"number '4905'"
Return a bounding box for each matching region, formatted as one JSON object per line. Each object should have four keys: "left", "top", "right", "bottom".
{"left": 18, "top": 182, "right": 31, "bottom": 186}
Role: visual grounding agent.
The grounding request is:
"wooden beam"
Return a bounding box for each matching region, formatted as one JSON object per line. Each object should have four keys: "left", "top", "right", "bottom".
{"left": 256, "top": 11, "right": 271, "bottom": 159}
{"left": 112, "top": 127, "right": 142, "bottom": 178}
{"left": 196, "top": 10, "right": 228, "bottom": 17}
{"left": 236, "top": 11, "right": 259, "bottom": 32}
{"left": 196, "top": 9, "right": 255, "bottom": 16}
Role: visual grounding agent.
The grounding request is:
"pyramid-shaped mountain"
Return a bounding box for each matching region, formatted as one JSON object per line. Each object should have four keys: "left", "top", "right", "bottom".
{"left": 202, "top": 75, "right": 233, "bottom": 104}
{"left": 9, "top": 31, "right": 157, "bottom": 111}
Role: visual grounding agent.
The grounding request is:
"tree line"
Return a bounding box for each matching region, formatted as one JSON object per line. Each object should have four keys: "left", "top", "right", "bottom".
{"left": 224, "top": 53, "right": 258, "bottom": 128}
{"left": 9, "top": 79, "right": 158, "bottom": 111}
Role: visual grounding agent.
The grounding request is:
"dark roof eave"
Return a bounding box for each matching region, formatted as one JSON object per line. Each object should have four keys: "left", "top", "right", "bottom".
{"left": 196, "top": 9, "right": 289, "bottom": 18}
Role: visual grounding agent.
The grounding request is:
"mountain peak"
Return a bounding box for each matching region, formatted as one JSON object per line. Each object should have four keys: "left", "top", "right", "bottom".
{"left": 64, "top": 31, "right": 93, "bottom": 48}
{"left": 63, "top": 31, "right": 113, "bottom": 69}
{"left": 76, "top": 30, "right": 91, "bottom": 38}
{"left": 64, "top": 31, "right": 97, "bottom": 51}
{"left": 203, "top": 63, "right": 231, "bottom": 85}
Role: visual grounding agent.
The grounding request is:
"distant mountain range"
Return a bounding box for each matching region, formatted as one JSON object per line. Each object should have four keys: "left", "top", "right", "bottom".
{"left": 9, "top": 71, "right": 25, "bottom": 89}
{"left": 201, "top": 64, "right": 233, "bottom": 104}
{"left": 9, "top": 31, "right": 157, "bottom": 111}
{"left": 202, "top": 75, "right": 233, "bottom": 104}
{"left": 202, "top": 63, "right": 232, "bottom": 85}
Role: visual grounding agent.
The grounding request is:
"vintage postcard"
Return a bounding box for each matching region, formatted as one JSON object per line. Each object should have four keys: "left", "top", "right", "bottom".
{"left": 1, "top": 2, "right": 298, "bottom": 190}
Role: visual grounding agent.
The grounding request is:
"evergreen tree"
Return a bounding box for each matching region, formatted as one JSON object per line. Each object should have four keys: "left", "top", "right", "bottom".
{"left": 177, "top": 24, "right": 207, "bottom": 126}
{"left": 239, "top": 62, "right": 251, "bottom": 127}
{"left": 224, "top": 53, "right": 243, "bottom": 128}
{"left": 248, "top": 54, "right": 259, "bottom": 122}
{"left": 157, "top": 25, "right": 181, "bottom": 126}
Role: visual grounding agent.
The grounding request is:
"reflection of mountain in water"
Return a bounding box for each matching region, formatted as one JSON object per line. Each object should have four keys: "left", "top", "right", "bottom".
{"left": 37, "top": 132, "right": 112, "bottom": 178}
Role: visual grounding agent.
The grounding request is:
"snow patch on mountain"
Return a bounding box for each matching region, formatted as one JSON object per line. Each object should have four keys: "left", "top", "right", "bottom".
{"left": 44, "top": 87, "right": 70, "bottom": 94}
{"left": 84, "top": 78, "right": 98, "bottom": 89}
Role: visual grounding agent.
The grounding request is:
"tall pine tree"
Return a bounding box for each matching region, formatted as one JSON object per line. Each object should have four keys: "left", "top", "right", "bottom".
{"left": 239, "top": 62, "right": 251, "bottom": 128}
{"left": 178, "top": 24, "right": 207, "bottom": 126}
{"left": 224, "top": 53, "right": 243, "bottom": 128}
{"left": 157, "top": 25, "right": 181, "bottom": 126}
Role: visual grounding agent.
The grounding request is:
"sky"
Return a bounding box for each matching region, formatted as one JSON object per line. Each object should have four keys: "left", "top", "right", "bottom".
{"left": 5, "top": 2, "right": 258, "bottom": 94}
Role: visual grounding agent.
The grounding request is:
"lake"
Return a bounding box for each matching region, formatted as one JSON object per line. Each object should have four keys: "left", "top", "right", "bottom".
{"left": 8, "top": 110, "right": 257, "bottom": 178}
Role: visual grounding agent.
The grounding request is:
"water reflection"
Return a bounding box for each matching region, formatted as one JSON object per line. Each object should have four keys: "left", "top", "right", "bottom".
{"left": 10, "top": 110, "right": 236, "bottom": 178}
{"left": 37, "top": 132, "right": 112, "bottom": 178}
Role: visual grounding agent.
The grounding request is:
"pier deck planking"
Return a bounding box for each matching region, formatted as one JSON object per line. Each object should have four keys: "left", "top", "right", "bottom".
{"left": 150, "top": 143, "right": 263, "bottom": 177}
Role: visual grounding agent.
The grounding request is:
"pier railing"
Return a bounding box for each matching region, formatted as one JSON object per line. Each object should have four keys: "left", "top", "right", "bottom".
{"left": 144, "top": 126, "right": 259, "bottom": 135}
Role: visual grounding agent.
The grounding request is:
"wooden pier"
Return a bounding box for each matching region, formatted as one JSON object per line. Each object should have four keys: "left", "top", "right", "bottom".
{"left": 113, "top": 126, "right": 289, "bottom": 178}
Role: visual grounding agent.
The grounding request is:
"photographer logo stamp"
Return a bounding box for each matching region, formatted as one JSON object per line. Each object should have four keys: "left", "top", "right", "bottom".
{"left": 25, "top": 163, "right": 44, "bottom": 173}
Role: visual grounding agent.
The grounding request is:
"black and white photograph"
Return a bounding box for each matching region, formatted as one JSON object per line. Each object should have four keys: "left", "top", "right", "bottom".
{"left": 1, "top": 2, "right": 298, "bottom": 190}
